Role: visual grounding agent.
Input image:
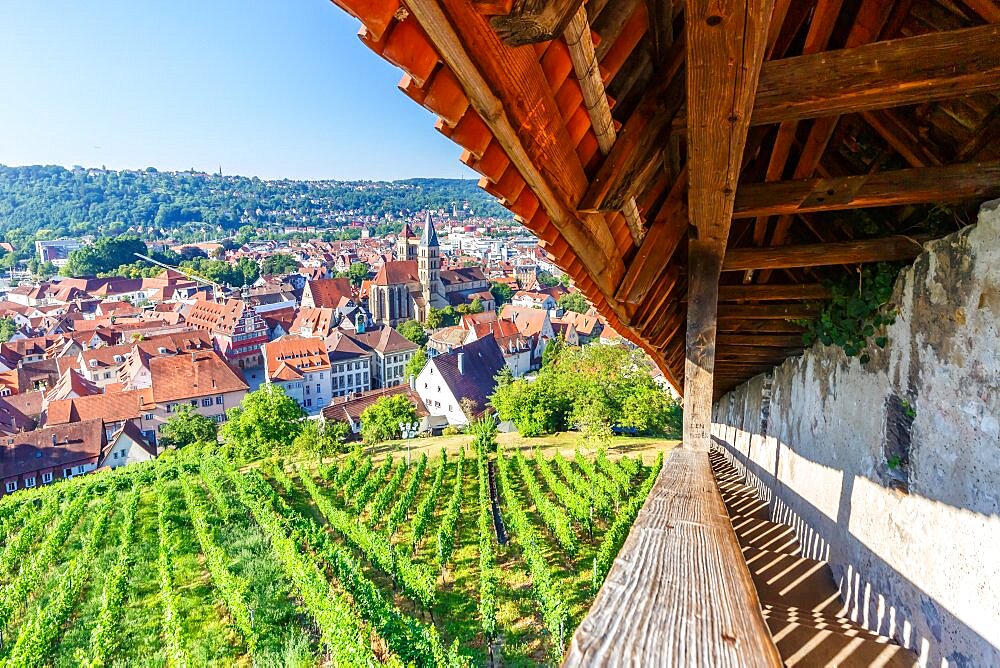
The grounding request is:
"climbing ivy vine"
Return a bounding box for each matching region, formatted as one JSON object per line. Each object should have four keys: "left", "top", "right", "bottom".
{"left": 798, "top": 262, "right": 902, "bottom": 364}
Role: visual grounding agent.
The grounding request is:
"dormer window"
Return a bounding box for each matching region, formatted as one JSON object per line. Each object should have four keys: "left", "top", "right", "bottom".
{"left": 89, "top": 359, "right": 98, "bottom": 368}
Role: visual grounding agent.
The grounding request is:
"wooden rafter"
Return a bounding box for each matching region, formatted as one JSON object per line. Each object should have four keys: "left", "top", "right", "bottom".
{"left": 750, "top": 24, "right": 1000, "bottom": 125}
{"left": 723, "top": 236, "right": 926, "bottom": 271}
{"left": 564, "top": 7, "right": 646, "bottom": 245}
{"left": 733, "top": 161, "right": 1000, "bottom": 218}
{"left": 717, "top": 283, "right": 832, "bottom": 301}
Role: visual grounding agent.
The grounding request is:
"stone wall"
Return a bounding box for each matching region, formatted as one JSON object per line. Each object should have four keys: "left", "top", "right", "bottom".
{"left": 712, "top": 199, "right": 1000, "bottom": 667}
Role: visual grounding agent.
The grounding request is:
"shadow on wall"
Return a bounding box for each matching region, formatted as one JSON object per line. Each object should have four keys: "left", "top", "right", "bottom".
{"left": 713, "top": 430, "right": 997, "bottom": 668}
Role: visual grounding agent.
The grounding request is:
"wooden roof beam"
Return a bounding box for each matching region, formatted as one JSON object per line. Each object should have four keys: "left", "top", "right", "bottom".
{"left": 722, "top": 236, "right": 926, "bottom": 271}
{"left": 751, "top": 24, "right": 1000, "bottom": 125}
{"left": 717, "top": 283, "right": 832, "bottom": 301}
{"left": 483, "top": 0, "right": 584, "bottom": 45}
{"left": 733, "top": 161, "right": 1000, "bottom": 218}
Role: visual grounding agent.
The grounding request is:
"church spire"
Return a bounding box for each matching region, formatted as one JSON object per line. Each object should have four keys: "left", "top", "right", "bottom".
{"left": 420, "top": 211, "right": 439, "bottom": 247}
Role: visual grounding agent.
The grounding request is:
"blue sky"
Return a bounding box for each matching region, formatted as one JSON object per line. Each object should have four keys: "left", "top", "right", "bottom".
{"left": 0, "top": 0, "right": 471, "bottom": 181}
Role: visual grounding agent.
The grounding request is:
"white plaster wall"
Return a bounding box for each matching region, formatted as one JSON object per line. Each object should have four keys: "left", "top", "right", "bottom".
{"left": 712, "top": 199, "right": 1000, "bottom": 667}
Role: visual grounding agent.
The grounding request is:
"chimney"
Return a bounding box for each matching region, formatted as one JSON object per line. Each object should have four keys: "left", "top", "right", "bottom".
{"left": 457, "top": 352, "right": 465, "bottom": 375}
{"left": 191, "top": 351, "right": 196, "bottom": 363}
{"left": 409, "top": 374, "right": 415, "bottom": 389}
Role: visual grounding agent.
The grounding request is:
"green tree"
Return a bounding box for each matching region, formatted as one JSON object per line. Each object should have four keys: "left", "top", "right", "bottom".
{"left": 159, "top": 405, "right": 218, "bottom": 449}
{"left": 489, "top": 281, "right": 514, "bottom": 307}
{"left": 426, "top": 306, "right": 458, "bottom": 329}
{"left": 457, "top": 297, "right": 484, "bottom": 315}
{"left": 0, "top": 317, "right": 18, "bottom": 342}
{"left": 536, "top": 270, "right": 560, "bottom": 288}
{"left": 347, "top": 261, "right": 370, "bottom": 287}
{"left": 490, "top": 344, "right": 681, "bottom": 441}
{"left": 61, "top": 236, "right": 147, "bottom": 277}
{"left": 293, "top": 419, "right": 349, "bottom": 463}
{"left": 404, "top": 347, "right": 428, "bottom": 379}
{"left": 558, "top": 291, "right": 589, "bottom": 314}
{"left": 261, "top": 253, "right": 299, "bottom": 276}
{"left": 541, "top": 334, "right": 564, "bottom": 367}
{"left": 360, "top": 394, "right": 418, "bottom": 445}
{"left": 221, "top": 385, "right": 306, "bottom": 461}
{"left": 397, "top": 320, "right": 428, "bottom": 346}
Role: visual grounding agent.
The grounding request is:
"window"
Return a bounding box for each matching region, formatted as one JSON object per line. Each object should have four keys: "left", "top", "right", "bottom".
{"left": 144, "top": 413, "right": 154, "bottom": 421}
{"left": 212, "top": 414, "right": 225, "bottom": 423}
{"left": 4, "top": 481, "right": 15, "bottom": 493}
{"left": 113, "top": 452, "right": 119, "bottom": 459}
{"left": 166, "top": 403, "right": 176, "bottom": 414}
{"left": 319, "top": 372, "right": 324, "bottom": 379}
{"left": 449, "top": 405, "right": 453, "bottom": 412}
{"left": 75, "top": 465, "right": 86, "bottom": 474}
{"left": 305, "top": 385, "right": 310, "bottom": 395}
{"left": 306, "top": 399, "right": 312, "bottom": 407}
{"left": 24, "top": 476, "right": 35, "bottom": 488}
{"left": 215, "top": 396, "right": 223, "bottom": 405}
{"left": 190, "top": 400, "right": 197, "bottom": 407}
{"left": 201, "top": 398, "right": 213, "bottom": 407}
{"left": 42, "top": 472, "right": 53, "bottom": 484}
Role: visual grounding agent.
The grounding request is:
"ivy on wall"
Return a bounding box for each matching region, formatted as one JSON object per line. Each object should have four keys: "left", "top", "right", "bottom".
{"left": 796, "top": 262, "right": 902, "bottom": 364}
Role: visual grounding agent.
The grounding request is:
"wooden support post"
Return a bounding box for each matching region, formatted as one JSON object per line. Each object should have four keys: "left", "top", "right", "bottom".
{"left": 682, "top": 0, "right": 774, "bottom": 453}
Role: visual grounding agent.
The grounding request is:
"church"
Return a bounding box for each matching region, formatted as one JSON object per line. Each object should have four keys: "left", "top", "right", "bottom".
{"left": 368, "top": 213, "right": 493, "bottom": 326}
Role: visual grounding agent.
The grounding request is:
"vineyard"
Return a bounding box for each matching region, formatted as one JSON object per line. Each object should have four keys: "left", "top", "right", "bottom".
{"left": 0, "top": 428, "right": 665, "bottom": 667}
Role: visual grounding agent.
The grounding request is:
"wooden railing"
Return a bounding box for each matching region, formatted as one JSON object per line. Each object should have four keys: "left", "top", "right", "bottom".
{"left": 564, "top": 447, "right": 781, "bottom": 667}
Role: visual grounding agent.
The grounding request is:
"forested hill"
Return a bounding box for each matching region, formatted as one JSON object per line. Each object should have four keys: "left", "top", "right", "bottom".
{"left": 0, "top": 165, "right": 510, "bottom": 243}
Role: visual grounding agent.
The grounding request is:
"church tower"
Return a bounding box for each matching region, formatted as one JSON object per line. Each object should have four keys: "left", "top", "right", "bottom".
{"left": 396, "top": 222, "right": 416, "bottom": 261}
{"left": 418, "top": 212, "right": 447, "bottom": 315}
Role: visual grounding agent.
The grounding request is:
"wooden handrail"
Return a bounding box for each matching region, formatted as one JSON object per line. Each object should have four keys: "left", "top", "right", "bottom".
{"left": 564, "top": 447, "right": 781, "bottom": 667}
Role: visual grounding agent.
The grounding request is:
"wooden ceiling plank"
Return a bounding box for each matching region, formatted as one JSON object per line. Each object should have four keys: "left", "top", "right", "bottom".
{"left": 734, "top": 161, "right": 1000, "bottom": 217}
{"left": 723, "top": 236, "right": 926, "bottom": 271}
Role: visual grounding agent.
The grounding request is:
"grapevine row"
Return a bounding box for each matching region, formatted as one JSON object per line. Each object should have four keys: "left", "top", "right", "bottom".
{"left": 0, "top": 483, "right": 94, "bottom": 629}
{"left": 476, "top": 445, "right": 498, "bottom": 644}
{"left": 342, "top": 456, "right": 373, "bottom": 500}
{"left": 217, "top": 459, "right": 380, "bottom": 665}
{"left": 593, "top": 452, "right": 664, "bottom": 587}
{"left": 596, "top": 449, "right": 631, "bottom": 495}
{"left": 0, "top": 495, "right": 60, "bottom": 580}
{"left": 366, "top": 457, "right": 408, "bottom": 527}
{"left": 299, "top": 470, "right": 437, "bottom": 609}
{"left": 3, "top": 493, "right": 117, "bottom": 667}
{"left": 154, "top": 476, "right": 188, "bottom": 667}
{"left": 495, "top": 448, "right": 568, "bottom": 659}
{"left": 354, "top": 455, "right": 394, "bottom": 511}
{"left": 410, "top": 450, "right": 447, "bottom": 550}
{"left": 554, "top": 451, "right": 611, "bottom": 516}
{"left": 79, "top": 488, "right": 142, "bottom": 668}
{"left": 575, "top": 449, "right": 622, "bottom": 509}
{"left": 435, "top": 447, "right": 465, "bottom": 573}
{"left": 512, "top": 452, "right": 577, "bottom": 554}
{"left": 199, "top": 458, "right": 235, "bottom": 520}
{"left": 250, "top": 472, "right": 460, "bottom": 667}
{"left": 385, "top": 452, "right": 428, "bottom": 535}
{"left": 533, "top": 449, "right": 590, "bottom": 524}
{"left": 179, "top": 475, "right": 259, "bottom": 655}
